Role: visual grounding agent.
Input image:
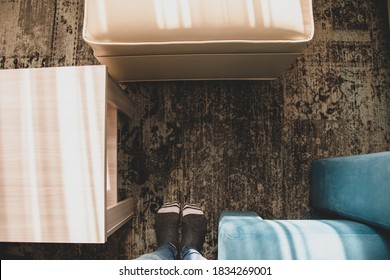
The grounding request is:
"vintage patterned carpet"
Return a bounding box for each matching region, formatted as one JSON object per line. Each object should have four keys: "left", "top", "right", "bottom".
{"left": 0, "top": 0, "right": 389, "bottom": 259}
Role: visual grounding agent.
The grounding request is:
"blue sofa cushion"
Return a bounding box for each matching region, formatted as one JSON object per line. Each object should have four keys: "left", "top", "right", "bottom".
{"left": 218, "top": 211, "right": 390, "bottom": 260}
{"left": 311, "top": 152, "right": 390, "bottom": 230}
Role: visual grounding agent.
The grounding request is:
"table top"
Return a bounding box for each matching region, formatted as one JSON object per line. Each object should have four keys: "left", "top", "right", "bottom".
{"left": 0, "top": 65, "right": 109, "bottom": 243}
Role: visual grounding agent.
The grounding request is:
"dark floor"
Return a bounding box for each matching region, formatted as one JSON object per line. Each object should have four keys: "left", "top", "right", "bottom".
{"left": 0, "top": 0, "right": 389, "bottom": 259}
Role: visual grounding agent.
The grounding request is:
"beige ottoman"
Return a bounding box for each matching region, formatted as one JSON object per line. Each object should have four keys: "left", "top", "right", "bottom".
{"left": 83, "top": 0, "right": 314, "bottom": 82}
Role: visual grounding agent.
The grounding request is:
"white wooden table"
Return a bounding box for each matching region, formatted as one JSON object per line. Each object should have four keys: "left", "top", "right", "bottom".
{"left": 0, "top": 65, "right": 134, "bottom": 243}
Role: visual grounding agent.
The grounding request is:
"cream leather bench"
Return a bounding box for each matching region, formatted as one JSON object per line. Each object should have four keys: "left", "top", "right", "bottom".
{"left": 83, "top": 0, "right": 314, "bottom": 82}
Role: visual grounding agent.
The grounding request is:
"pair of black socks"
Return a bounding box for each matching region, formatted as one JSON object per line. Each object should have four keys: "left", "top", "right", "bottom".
{"left": 155, "top": 203, "right": 207, "bottom": 253}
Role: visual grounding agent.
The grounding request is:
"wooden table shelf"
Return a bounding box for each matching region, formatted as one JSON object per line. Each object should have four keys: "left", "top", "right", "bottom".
{"left": 0, "top": 65, "right": 134, "bottom": 243}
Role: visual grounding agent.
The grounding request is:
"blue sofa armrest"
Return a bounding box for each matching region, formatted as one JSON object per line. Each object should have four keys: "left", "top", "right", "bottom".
{"left": 311, "top": 152, "right": 390, "bottom": 230}
{"left": 218, "top": 211, "right": 390, "bottom": 260}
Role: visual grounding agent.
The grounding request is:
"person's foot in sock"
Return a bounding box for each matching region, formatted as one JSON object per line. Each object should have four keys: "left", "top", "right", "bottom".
{"left": 155, "top": 202, "right": 180, "bottom": 249}
{"left": 181, "top": 204, "right": 207, "bottom": 252}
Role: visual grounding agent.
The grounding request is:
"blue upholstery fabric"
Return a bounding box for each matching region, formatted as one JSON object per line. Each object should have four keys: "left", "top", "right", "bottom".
{"left": 311, "top": 152, "right": 390, "bottom": 230}
{"left": 218, "top": 211, "right": 390, "bottom": 260}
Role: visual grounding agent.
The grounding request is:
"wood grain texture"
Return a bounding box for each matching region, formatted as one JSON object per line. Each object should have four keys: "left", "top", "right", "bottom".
{"left": 0, "top": 65, "right": 107, "bottom": 243}
{"left": 106, "top": 103, "right": 118, "bottom": 208}
{"left": 106, "top": 198, "right": 133, "bottom": 237}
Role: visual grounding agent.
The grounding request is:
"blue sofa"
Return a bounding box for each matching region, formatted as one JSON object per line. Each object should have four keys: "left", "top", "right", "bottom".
{"left": 218, "top": 152, "right": 390, "bottom": 259}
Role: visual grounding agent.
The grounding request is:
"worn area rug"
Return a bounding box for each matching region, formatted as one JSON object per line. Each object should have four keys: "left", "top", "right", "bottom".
{"left": 0, "top": 0, "right": 389, "bottom": 259}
